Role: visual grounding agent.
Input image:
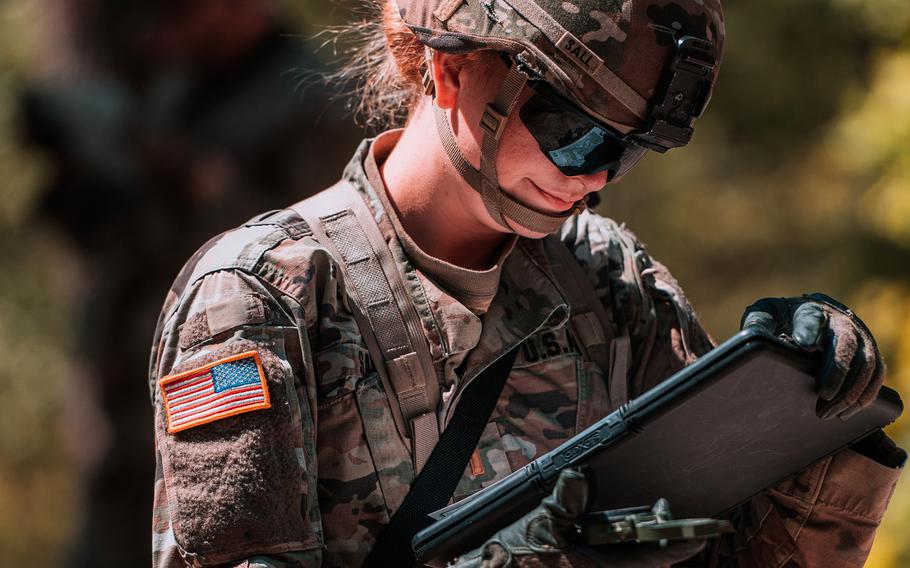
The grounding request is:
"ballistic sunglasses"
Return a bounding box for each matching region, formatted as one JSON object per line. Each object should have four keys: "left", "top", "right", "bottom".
{"left": 518, "top": 36, "right": 718, "bottom": 180}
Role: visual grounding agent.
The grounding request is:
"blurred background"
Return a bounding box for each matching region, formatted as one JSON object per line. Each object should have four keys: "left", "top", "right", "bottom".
{"left": 0, "top": 0, "right": 906, "bottom": 565}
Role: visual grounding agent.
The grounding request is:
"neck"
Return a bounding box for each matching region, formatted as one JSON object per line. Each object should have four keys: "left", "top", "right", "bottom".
{"left": 380, "top": 104, "right": 511, "bottom": 271}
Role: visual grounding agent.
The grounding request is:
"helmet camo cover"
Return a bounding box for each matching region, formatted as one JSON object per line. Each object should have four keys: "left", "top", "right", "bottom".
{"left": 395, "top": 0, "right": 725, "bottom": 129}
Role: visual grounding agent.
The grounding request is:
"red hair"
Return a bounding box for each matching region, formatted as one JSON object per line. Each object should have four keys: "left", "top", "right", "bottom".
{"left": 318, "top": 0, "right": 491, "bottom": 129}
{"left": 381, "top": 1, "right": 425, "bottom": 90}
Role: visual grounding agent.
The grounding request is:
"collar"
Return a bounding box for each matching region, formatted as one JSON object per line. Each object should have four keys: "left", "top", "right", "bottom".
{"left": 363, "top": 129, "right": 517, "bottom": 315}
{"left": 341, "top": 133, "right": 570, "bottom": 383}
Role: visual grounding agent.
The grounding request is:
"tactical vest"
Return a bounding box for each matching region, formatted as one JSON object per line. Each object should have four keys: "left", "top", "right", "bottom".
{"left": 258, "top": 180, "right": 636, "bottom": 474}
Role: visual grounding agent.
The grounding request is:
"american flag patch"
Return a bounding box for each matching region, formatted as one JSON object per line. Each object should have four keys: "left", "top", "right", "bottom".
{"left": 159, "top": 351, "right": 271, "bottom": 434}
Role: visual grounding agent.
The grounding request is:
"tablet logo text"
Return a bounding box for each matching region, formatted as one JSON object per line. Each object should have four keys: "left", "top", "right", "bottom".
{"left": 555, "top": 430, "right": 603, "bottom": 467}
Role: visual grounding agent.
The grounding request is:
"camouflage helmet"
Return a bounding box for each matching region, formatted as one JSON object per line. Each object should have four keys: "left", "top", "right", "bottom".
{"left": 393, "top": 0, "right": 725, "bottom": 234}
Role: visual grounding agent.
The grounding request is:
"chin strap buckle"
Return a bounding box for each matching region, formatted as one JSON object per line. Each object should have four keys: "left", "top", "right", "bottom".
{"left": 421, "top": 48, "right": 436, "bottom": 97}
{"left": 421, "top": 67, "right": 435, "bottom": 97}
{"left": 480, "top": 104, "right": 509, "bottom": 140}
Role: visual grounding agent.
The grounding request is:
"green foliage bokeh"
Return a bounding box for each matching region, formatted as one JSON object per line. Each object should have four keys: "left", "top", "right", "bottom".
{"left": 0, "top": 0, "right": 907, "bottom": 564}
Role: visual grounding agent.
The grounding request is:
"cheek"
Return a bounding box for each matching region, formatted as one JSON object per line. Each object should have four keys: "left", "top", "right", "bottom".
{"left": 495, "top": 114, "right": 553, "bottom": 186}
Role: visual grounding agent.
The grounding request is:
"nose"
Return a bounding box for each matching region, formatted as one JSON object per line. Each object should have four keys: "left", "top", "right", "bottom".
{"left": 574, "top": 169, "right": 610, "bottom": 193}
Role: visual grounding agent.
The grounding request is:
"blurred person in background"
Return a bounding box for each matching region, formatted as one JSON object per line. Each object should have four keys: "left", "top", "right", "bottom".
{"left": 17, "top": 0, "right": 360, "bottom": 565}
{"left": 145, "top": 0, "right": 906, "bottom": 567}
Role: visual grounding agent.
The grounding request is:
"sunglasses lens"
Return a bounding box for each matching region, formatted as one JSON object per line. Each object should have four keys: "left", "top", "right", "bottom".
{"left": 519, "top": 90, "right": 646, "bottom": 178}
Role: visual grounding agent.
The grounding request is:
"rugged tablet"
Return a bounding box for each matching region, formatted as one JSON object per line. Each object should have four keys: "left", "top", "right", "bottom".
{"left": 412, "top": 329, "right": 903, "bottom": 565}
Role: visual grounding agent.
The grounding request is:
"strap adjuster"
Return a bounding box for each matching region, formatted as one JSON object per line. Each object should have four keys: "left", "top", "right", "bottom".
{"left": 480, "top": 104, "right": 508, "bottom": 140}
{"left": 421, "top": 67, "right": 435, "bottom": 96}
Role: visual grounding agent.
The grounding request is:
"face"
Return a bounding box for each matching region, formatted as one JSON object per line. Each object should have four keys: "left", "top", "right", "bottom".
{"left": 433, "top": 51, "right": 625, "bottom": 239}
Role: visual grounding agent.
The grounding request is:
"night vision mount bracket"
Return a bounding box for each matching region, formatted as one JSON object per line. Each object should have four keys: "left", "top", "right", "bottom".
{"left": 632, "top": 35, "right": 718, "bottom": 153}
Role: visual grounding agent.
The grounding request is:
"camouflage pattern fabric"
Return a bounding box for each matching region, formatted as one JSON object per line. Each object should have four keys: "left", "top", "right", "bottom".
{"left": 149, "top": 133, "right": 902, "bottom": 567}
{"left": 396, "top": 0, "right": 725, "bottom": 127}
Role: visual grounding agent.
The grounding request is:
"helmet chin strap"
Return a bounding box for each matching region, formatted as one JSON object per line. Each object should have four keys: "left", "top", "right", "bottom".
{"left": 429, "top": 59, "right": 588, "bottom": 235}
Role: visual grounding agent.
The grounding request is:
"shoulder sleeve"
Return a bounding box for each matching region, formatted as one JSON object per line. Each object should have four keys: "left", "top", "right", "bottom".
{"left": 151, "top": 268, "right": 322, "bottom": 567}
{"left": 558, "top": 210, "right": 715, "bottom": 397}
{"left": 561, "top": 213, "right": 907, "bottom": 566}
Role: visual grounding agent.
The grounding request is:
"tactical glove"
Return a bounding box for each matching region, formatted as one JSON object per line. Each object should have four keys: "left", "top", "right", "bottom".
{"left": 451, "top": 469, "right": 705, "bottom": 567}
{"left": 741, "top": 292, "right": 884, "bottom": 420}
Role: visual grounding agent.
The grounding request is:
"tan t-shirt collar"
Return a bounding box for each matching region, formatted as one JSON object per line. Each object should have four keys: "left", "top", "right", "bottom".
{"left": 364, "top": 130, "right": 518, "bottom": 315}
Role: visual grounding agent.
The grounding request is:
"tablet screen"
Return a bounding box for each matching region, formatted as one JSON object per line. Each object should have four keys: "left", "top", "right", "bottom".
{"left": 588, "top": 341, "right": 900, "bottom": 516}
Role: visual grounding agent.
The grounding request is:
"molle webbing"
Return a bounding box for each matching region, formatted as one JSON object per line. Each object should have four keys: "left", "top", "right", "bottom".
{"left": 291, "top": 182, "right": 441, "bottom": 474}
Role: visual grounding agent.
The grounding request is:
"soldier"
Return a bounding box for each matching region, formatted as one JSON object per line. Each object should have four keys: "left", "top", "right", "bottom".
{"left": 149, "top": 0, "right": 905, "bottom": 566}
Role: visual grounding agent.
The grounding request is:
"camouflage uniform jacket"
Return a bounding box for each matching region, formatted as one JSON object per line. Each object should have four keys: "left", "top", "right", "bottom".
{"left": 150, "top": 134, "right": 902, "bottom": 568}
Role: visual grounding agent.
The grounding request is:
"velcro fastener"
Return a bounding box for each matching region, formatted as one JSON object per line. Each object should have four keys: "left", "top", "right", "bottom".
{"left": 207, "top": 294, "right": 267, "bottom": 336}
{"left": 178, "top": 293, "right": 267, "bottom": 349}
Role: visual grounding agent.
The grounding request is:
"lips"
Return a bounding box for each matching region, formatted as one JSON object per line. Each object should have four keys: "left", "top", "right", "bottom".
{"left": 531, "top": 181, "right": 584, "bottom": 210}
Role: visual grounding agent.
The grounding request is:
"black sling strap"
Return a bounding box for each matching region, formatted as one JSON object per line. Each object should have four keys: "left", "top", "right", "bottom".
{"left": 363, "top": 345, "right": 521, "bottom": 567}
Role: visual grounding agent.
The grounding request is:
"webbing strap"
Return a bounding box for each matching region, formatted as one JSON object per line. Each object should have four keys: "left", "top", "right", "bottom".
{"left": 434, "top": 103, "right": 482, "bottom": 188}
{"left": 432, "top": 61, "right": 585, "bottom": 235}
{"left": 291, "top": 182, "right": 440, "bottom": 474}
{"left": 478, "top": 62, "right": 528, "bottom": 229}
{"left": 500, "top": 0, "right": 649, "bottom": 120}
{"left": 363, "top": 345, "right": 521, "bottom": 568}
{"left": 609, "top": 335, "right": 631, "bottom": 407}
{"left": 544, "top": 235, "right": 629, "bottom": 410}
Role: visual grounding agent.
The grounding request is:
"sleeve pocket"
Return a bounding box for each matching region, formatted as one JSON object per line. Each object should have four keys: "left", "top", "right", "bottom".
{"left": 178, "top": 293, "right": 268, "bottom": 350}
{"left": 157, "top": 335, "right": 316, "bottom": 565}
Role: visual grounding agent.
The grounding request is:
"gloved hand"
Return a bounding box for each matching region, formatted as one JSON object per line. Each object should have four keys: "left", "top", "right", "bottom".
{"left": 741, "top": 292, "right": 884, "bottom": 420}
{"left": 451, "top": 469, "right": 706, "bottom": 568}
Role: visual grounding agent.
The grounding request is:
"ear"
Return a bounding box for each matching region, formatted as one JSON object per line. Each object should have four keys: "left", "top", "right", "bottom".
{"left": 431, "top": 50, "right": 467, "bottom": 110}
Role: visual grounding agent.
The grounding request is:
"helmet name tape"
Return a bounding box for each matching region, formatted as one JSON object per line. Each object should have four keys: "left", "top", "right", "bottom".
{"left": 503, "top": 0, "right": 648, "bottom": 119}
{"left": 558, "top": 32, "right": 598, "bottom": 72}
